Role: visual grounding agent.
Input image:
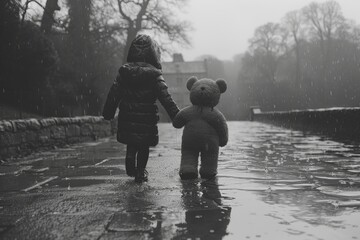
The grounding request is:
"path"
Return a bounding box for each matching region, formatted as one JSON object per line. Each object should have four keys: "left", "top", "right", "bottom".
{"left": 1, "top": 122, "right": 360, "bottom": 239}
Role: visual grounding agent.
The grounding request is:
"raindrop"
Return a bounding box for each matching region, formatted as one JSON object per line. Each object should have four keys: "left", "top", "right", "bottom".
{"left": 266, "top": 150, "right": 274, "bottom": 154}
{"left": 339, "top": 180, "right": 347, "bottom": 185}
{"left": 332, "top": 201, "right": 339, "bottom": 209}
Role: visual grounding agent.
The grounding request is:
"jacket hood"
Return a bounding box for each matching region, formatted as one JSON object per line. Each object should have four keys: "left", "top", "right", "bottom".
{"left": 126, "top": 34, "right": 162, "bottom": 70}
{"left": 119, "top": 62, "right": 162, "bottom": 84}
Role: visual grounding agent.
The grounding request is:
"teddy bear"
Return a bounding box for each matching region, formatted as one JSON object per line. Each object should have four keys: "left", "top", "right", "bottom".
{"left": 173, "top": 76, "right": 228, "bottom": 180}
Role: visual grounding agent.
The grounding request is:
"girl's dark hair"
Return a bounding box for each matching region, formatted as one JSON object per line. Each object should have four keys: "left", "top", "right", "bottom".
{"left": 127, "top": 34, "right": 162, "bottom": 69}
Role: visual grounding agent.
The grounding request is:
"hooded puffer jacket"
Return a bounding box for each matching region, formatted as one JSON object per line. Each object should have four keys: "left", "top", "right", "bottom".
{"left": 103, "top": 34, "right": 179, "bottom": 146}
{"left": 102, "top": 62, "right": 179, "bottom": 146}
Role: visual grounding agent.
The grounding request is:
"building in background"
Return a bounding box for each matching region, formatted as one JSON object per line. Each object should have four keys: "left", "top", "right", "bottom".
{"left": 159, "top": 53, "right": 208, "bottom": 121}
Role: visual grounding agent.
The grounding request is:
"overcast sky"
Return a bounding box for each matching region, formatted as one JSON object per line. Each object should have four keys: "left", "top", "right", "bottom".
{"left": 177, "top": 0, "right": 360, "bottom": 61}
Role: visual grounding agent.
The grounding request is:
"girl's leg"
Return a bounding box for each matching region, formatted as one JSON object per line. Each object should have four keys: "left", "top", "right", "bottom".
{"left": 137, "top": 146, "right": 149, "bottom": 170}
{"left": 135, "top": 146, "right": 150, "bottom": 182}
{"left": 125, "top": 144, "right": 137, "bottom": 177}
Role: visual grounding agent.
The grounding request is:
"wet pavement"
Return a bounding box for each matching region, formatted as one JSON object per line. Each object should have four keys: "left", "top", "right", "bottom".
{"left": 1, "top": 121, "right": 360, "bottom": 239}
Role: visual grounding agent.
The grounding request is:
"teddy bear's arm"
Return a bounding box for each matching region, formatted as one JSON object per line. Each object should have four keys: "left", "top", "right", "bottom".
{"left": 205, "top": 109, "right": 228, "bottom": 147}
{"left": 218, "top": 118, "right": 229, "bottom": 147}
{"left": 216, "top": 112, "right": 228, "bottom": 147}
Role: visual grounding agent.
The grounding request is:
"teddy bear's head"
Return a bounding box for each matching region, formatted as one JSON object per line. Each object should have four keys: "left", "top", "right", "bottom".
{"left": 186, "top": 76, "right": 227, "bottom": 107}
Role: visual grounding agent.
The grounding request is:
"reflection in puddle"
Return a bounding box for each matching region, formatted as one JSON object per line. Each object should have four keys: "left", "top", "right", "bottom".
{"left": 177, "top": 178, "right": 231, "bottom": 239}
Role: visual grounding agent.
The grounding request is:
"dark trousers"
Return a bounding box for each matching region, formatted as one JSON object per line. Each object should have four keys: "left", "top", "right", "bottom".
{"left": 125, "top": 144, "right": 150, "bottom": 174}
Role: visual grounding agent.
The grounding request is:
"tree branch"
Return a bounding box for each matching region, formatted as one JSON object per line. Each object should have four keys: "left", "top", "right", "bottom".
{"left": 117, "top": 0, "right": 132, "bottom": 22}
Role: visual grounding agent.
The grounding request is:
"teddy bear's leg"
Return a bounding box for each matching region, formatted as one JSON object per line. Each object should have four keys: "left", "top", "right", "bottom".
{"left": 199, "top": 139, "right": 219, "bottom": 179}
{"left": 179, "top": 147, "right": 199, "bottom": 180}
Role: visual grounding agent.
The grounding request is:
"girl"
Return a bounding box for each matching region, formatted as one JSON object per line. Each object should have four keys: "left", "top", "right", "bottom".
{"left": 102, "top": 34, "right": 179, "bottom": 183}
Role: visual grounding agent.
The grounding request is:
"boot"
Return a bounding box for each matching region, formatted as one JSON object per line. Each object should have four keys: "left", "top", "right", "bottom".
{"left": 135, "top": 168, "right": 148, "bottom": 183}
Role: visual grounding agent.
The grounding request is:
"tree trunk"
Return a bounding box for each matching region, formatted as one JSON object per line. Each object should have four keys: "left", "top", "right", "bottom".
{"left": 40, "top": 0, "right": 60, "bottom": 34}
{"left": 122, "top": 25, "right": 138, "bottom": 64}
{"left": 67, "top": 0, "right": 92, "bottom": 115}
{"left": 294, "top": 40, "right": 300, "bottom": 86}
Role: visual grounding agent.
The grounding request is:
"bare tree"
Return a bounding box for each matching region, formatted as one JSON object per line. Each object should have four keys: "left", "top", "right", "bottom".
{"left": 112, "top": 0, "right": 191, "bottom": 63}
{"left": 249, "top": 22, "right": 287, "bottom": 82}
{"left": 302, "top": 1, "right": 345, "bottom": 70}
{"left": 283, "top": 10, "right": 303, "bottom": 85}
{"left": 67, "top": 0, "right": 94, "bottom": 115}
{"left": 302, "top": 0, "right": 345, "bottom": 102}
{"left": 303, "top": 1, "right": 344, "bottom": 42}
{"left": 19, "top": 0, "right": 43, "bottom": 24}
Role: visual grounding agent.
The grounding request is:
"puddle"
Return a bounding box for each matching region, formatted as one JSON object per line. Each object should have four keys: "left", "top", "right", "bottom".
{"left": 49, "top": 178, "right": 107, "bottom": 188}
{"left": 199, "top": 121, "right": 360, "bottom": 239}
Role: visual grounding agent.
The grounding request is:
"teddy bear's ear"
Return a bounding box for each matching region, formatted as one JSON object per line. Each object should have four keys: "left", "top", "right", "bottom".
{"left": 216, "top": 79, "right": 227, "bottom": 93}
{"left": 186, "top": 76, "right": 198, "bottom": 91}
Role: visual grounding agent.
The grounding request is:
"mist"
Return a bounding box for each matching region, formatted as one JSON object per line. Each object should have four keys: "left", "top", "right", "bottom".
{"left": 1, "top": 0, "right": 359, "bottom": 121}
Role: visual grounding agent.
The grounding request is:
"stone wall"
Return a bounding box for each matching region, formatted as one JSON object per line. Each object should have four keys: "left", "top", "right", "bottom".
{"left": 0, "top": 116, "right": 117, "bottom": 160}
{"left": 252, "top": 107, "right": 360, "bottom": 141}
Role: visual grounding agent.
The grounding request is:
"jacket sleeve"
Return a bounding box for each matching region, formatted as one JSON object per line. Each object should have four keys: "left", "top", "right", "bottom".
{"left": 155, "top": 75, "right": 180, "bottom": 120}
{"left": 102, "top": 75, "right": 123, "bottom": 120}
{"left": 173, "top": 110, "right": 186, "bottom": 128}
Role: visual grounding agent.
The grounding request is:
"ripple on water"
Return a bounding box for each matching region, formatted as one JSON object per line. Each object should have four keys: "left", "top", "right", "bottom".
{"left": 317, "top": 186, "right": 360, "bottom": 199}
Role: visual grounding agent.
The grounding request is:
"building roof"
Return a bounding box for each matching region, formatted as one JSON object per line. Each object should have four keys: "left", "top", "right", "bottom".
{"left": 162, "top": 61, "right": 207, "bottom": 74}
